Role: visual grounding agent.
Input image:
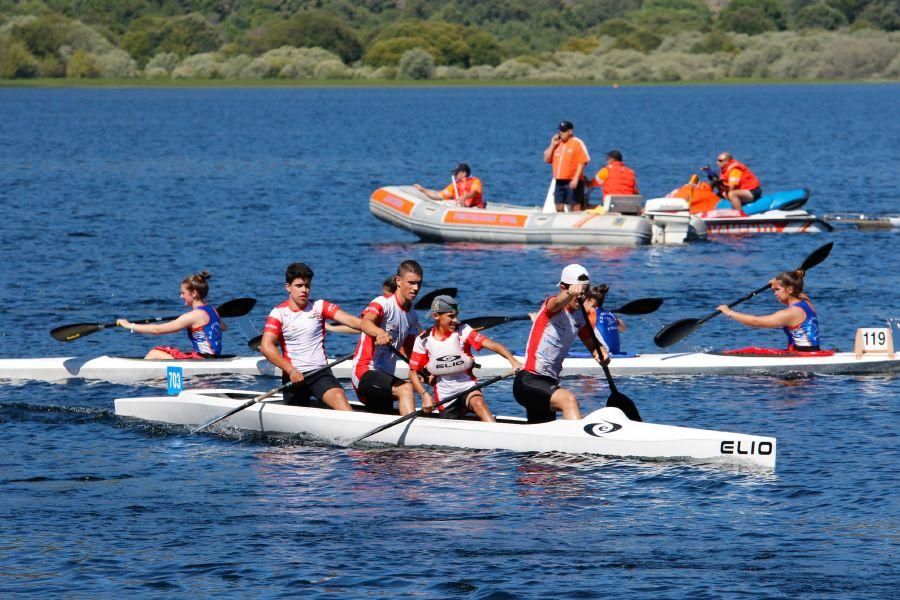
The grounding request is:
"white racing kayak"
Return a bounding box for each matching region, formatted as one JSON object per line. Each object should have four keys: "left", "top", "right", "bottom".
{"left": 2, "top": 349, "right": 899, "bottom": 383}
{"left": 114, "top": 389, "right": 776, "bottom": 469}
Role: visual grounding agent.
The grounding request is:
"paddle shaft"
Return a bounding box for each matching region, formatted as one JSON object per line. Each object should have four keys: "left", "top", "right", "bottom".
{"left": 345, "top": 371, "right": 512, "bottom": 446}
{"left": 463, "top": 297, "right": 663, "bottom": 332}
{"left": 190, "top": 353, "right": 355, "bottom": 434}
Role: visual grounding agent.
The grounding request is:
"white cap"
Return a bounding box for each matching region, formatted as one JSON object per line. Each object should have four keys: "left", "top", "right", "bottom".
{"left": 559, "top": 264, "right": 590, "bottom": 286}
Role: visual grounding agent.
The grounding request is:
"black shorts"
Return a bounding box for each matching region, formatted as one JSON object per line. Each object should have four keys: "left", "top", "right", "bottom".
{"left": 281, "top": 368, "right": 343, "bottom": 407}
{"left": 747, "top": 187, "right": 763, "bottom": 202}
{"left": 554, "top": 179, "right": 586, "bottom": 207}
{"left": 512, "top": 370, "right": 559, "bottom": 424}
{"left": 357, "top": 369, "right": 403, "bottom": 414}
{"left": 437, "top": 392, "right": 479, "bottom": 420}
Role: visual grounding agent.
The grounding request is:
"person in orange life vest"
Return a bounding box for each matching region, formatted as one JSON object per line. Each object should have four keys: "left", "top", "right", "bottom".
{"left": 260, "top": 262, "right": 392, "bottom": 410}
{"left": 116, "top": 271, "right": 226, "bottom": 360}
{"left": 590, "top": 150, "right": 639, "bottom": 197}
{"left": 717, "top": 270, "right": 821, "bottom": 352}
{"left": 544, "top": 121, "right": 590, "bottom": 212}
{"left": 714, "top": 152, "right": 762, "bottom": 211}
{"left": 414, "top": 163, "right": 484, "bottom": 208}
{"left": 408, "top": 295, "right": 521, "bottom": 423}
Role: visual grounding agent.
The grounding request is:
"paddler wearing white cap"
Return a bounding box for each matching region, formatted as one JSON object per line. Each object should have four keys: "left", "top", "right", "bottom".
{"left": 512, "top": 264, "right": 610, "bottom": 423}
{"left": 408, "top": 295, "right": 521, "bottom": 423}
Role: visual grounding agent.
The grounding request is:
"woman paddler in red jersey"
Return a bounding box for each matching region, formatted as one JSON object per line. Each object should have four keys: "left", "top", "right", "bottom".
{"left": 116, "top": 271, "right": 226, "bottom": 359}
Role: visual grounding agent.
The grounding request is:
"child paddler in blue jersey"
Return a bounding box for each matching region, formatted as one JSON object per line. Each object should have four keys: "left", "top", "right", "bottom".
{"left": 583, "top": 284, "right": 627, "bottom": 356}
{"left": 717, "top": 270, "right": 821, "bottom": 351}
{"left": 116, "top": 271, "right": 227, "bottom": 359}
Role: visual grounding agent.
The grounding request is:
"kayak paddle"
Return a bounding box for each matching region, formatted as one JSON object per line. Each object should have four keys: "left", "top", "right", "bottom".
{"left": 463, "top": 297, "right": 664, "bottom": 332}
{"left": 50, "top": 297, "right": 257, "bottom": 343}
{"left": 579, "top": 303, "right": 642, "bottom": 422}
{"left": 190, "top": 353, "right": 354, "bottom": 434}
{"left": 653, "top": 241, "right": 834, "bottom": 348}
{"left": 343, "top": 371, "right": 514, "bottom": 446}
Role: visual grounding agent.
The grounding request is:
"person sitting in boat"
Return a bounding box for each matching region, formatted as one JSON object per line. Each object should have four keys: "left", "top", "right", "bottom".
{"left": 260, "top": 262, "right": 391, "bottom": 411}
{"left": 590, "top": 150, "right": 639, "bottom": 198}
{"left": 513, "top": 264, "right": 610, "bottom": 423}
{"left": 413, "top": 163, "right": 484, "bottom": 208}
{"left": 408, "top": 295, "right": 521, "bottom": 423}
{"left": 584, "top": 284, "right": 627, "bottom": 356}
{"left": 352, "top": 260, "right": 432, "bottom": 416}
{"left": 116, "top": 271, "right": 227, "bottom": 360}
{"left": 712, "top": 152, "right": 763, "bottom": 212}
{"left": 717, "top": 270, "right": 821, "bottom": 351}
{"left": 544, "top": 121, "right": 590, "bottom": 212}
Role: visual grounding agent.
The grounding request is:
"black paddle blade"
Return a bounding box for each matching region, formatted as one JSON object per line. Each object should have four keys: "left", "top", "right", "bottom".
{"left": 217, "top": 297, "right": 256, "bottom": 318}
{"left": 798, "top": 241, "right": 833, "bottom": 273}
{"left": 607, "top": 389, "right": 642, "bottom": 422}
{"left": 50, "top": 323, "right": 104, "bottom": 342}
{"left": 613, "top": 297, "right": 664, "bottom": 315}
{"left": 653, "top": 317, "right": 701, "bottom": 348}
{"left": 247, "top": 334, "right": 263, "bottom": 351}
{"left": 414, "top": 287, "right": 458, "bottom": 310}
{"left": 461, "top": 316, "right": 510, "bottom": 331}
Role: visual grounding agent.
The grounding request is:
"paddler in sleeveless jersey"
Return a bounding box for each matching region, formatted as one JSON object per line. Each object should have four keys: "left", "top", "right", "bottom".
{"left": 259, "top": 262, "right": 391, "bottom": 411}
{"left": 408, "top": 295, "right": 521, "bottom": 423}
{"left": 352, "top": 260, "right": 430, "bottom": 416}
{"left": 584, "top": 284, "right": 627, "bottom": 355}
{"left": 116, "top": 271, "right": 226, "bottom": 359}
{"left": 717, "top": 270, "right": 821, "bottom": 351}
{"left": 513, "top": 264, "right": 610, "bottom": 423}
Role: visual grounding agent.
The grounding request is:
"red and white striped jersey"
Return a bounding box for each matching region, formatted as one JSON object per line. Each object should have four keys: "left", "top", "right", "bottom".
{"left": 523, "top": 296, "right": 589, "bottom": 380}
{"left": 409, "top": 324, "right": 485, "bottom": 409}
{"left": 263, "top": 299, "right": 340, "bottom": 371}
{"left": 351, "top": 294, "right": 420, "bottom": 387}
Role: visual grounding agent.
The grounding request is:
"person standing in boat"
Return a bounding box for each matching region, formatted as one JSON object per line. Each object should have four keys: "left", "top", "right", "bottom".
{"left": 352, "top": 260, "right": 432, "bottom": 416}
{"left": 716, "top": 270, "right": 821, "bottom": 351}
{"left": 116, "top": 271, "right": 226, "bottom": 360}
{"left": 513, "top": 264, "right": 610, "bottom": 423}
{"left": 260, "top": 262, "right": 391, "bottom": 410}
{"left": 414, "top": 163, "right": 484, "bottom": 208}
{"left": 713, "top": 152, "right": 763, "bottom": 211}
{"left": 544, "top": 121, "right": 590, "bottom": 212}
{"left": 590, "top": 150, "right": 639, "bottom": 198}
{"left": 584, "top": 284, "right": 627, "bottom": 356}
{"left": 408, "top": 295, "right": 521, "bottom": 423}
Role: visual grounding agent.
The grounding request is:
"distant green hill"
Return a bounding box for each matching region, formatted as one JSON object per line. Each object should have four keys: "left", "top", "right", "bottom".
{"left": 1, "top": 1, "right": 898, "bottom": 80}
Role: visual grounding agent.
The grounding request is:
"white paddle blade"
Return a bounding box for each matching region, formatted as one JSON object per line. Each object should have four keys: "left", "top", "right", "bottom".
{"left": 542, "top": 179, "right": 556, "bottom": 213}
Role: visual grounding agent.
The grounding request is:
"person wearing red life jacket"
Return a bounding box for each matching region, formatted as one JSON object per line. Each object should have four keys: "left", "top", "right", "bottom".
{"left": 414, "top": 163, "right": 484, "bottom": 208}
{"left": 714, "top": 152, "right": 762, "bottom": 211}
{"left": 590, "top": 150, "right": 639, "bottom": 197}
{"left": 408, "top": 295, "right": 521, "bottom": 423}
{"left": 116, "top": 271, "right": 227, "bottom": 360}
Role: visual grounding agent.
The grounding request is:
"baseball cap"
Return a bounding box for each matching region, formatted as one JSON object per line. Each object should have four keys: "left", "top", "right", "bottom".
{"left": 558, "top": 121, "right": 574, "bottom": 132}
{"left": 559, "top": 264, "right": 590, "bottom": 286}
{"left": 451, "top": 162, "right": 471, "bottom": 176}
{"left": 431, "top": 295, "right": 459, "bottom": 314}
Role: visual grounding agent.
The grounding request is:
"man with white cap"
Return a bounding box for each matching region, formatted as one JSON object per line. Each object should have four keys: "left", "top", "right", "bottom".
{"left": 408, "top": 295, "right": 521, "bottom": 422}
{"left": 512, "top": 264, "right": 610, "bottom": 423}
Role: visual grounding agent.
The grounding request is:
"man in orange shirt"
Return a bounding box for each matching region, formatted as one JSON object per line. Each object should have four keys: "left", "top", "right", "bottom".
{"left": 414, "top": 163, "right": 484, "bottom": 208}
{"left": 591, "top": 150, "right": 639, "bottom": 197}
{"left": 544, "top": 121, "right": 590, "bottom": 212}
{"left": 713, "top": 152, "right": 762, "bottom": 211}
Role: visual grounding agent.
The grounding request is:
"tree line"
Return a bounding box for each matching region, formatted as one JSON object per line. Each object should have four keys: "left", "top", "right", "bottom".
{"left": 1, "top": 0, "right": 898, "bottom": 80}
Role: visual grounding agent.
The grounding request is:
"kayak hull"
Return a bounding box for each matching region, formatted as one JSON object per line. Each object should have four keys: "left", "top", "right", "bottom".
{"left": 114, "top": 389, "right": 776, "bottom": 469}
{"left": 2, "top": 350, "right": 898, "bottom": 383}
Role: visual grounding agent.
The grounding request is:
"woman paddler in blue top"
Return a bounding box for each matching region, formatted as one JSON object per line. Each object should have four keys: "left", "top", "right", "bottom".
{"left": 116, "top": 271, "right": 226, "bottom": 359}
{"left": 584, "top": 284, "right": 627, "bottom": 355}
{"left": 717, "top": 270, "right": 821, "bottom": 351}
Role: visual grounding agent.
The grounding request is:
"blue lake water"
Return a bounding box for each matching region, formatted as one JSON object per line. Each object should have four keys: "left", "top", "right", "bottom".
{"left": 1, "top": 84, "right": 899, "bottom": 597}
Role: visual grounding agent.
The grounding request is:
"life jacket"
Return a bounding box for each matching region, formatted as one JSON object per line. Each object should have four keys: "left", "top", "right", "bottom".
{"left": 669, "top": 180, "right": 721, "bottom": 213}
{"left": 455, "top": 176, "right": 484, "bottom": 208}
{"left": 188, "top": 305, "right": 222, "bottom": 355}
{"left": 783, "top": 300, "right": 820, "bottom": 350}
{"left": 720, "top": 160, "right": 760, "bottom": 192}
{"left": 598, "top": 161, "right": 638, "bottom": 195}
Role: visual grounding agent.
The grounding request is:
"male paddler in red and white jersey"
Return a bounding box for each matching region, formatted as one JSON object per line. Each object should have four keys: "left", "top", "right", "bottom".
{"left": 512, "top": 264, "right": 610, "bottom": 423}
{"left": 352, "top": 260, "right": 431, "bottom": 416}
{"left": 260, "top": 262, "right": 391, "bottom": 411}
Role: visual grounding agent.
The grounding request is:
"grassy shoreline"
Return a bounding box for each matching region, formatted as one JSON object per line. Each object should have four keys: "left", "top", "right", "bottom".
{"left": 1, "top": 77, "right": 895, "bottom": 89}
